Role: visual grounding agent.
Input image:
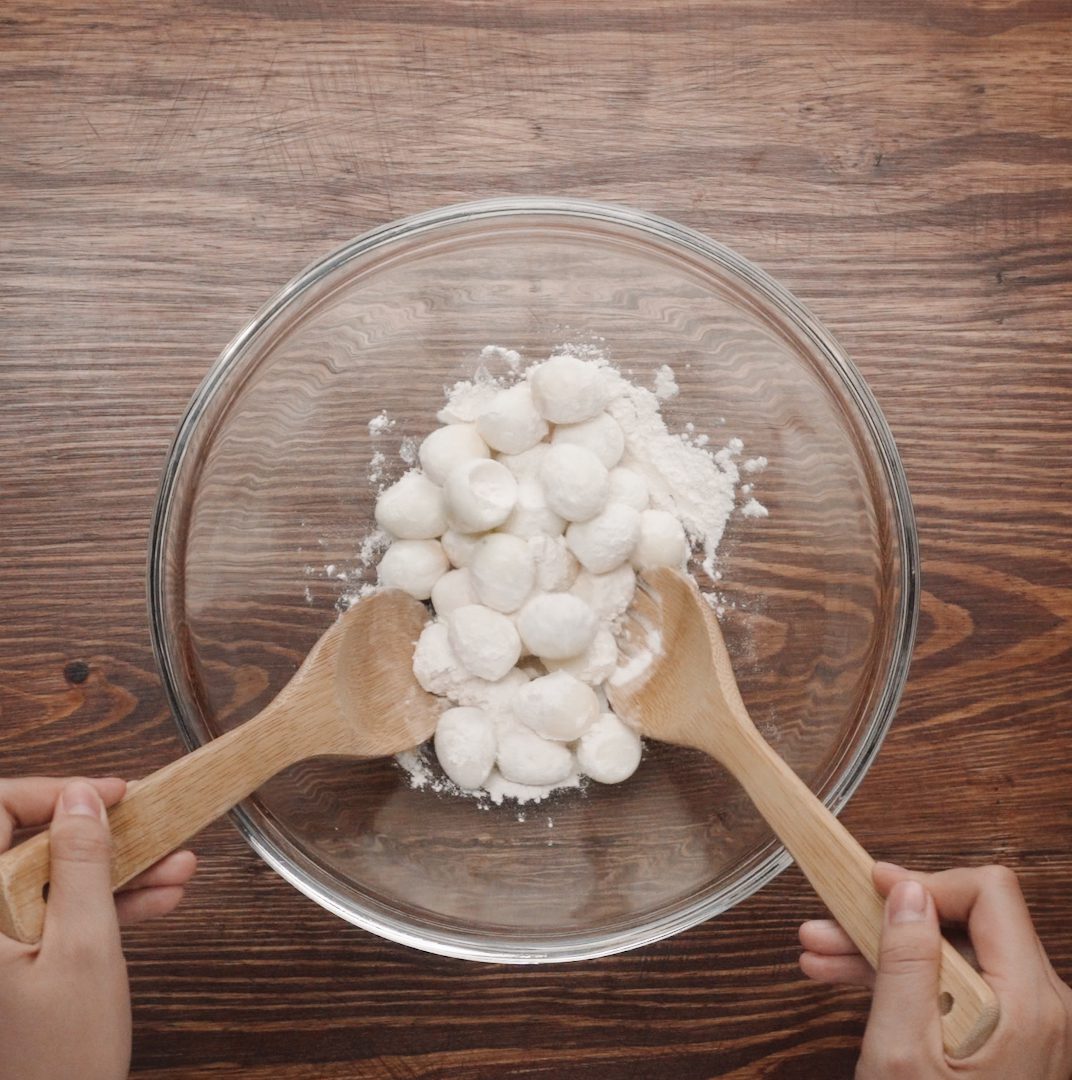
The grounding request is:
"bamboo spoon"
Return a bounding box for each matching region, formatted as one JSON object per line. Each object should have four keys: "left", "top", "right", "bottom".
{"left": 606, "top": 567, "right": 999, "bottom": 1061}
{"left": 0, "top": 589, "right": 439, "bottom": 945}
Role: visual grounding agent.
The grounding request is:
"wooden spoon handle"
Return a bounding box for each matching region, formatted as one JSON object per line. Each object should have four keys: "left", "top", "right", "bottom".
{"left": 721, "top": 724, "right": 999, "bottom": 1060}
{"left": 0, "top": 702, "right": 320, "bottom": 945}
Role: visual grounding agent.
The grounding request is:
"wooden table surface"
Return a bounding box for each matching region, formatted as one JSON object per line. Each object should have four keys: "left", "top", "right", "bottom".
{"left": 3, "top": 1, "right": 1071, "bottom": 1076}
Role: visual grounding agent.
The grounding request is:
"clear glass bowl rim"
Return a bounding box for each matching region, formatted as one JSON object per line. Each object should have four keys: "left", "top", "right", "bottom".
{"left": 147, "top": 196, "right": 920, "bottom": 963}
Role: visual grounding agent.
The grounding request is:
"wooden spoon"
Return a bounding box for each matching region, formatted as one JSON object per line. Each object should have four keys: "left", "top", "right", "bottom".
{"left": 606, "top": 567, "right": 999, "bottom": 1061}
{"left": 0, "top": 589, "right": 439, "bottom": 945}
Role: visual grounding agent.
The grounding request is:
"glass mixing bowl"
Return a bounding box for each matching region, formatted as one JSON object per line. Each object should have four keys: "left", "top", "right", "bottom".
{"left": 149, "top": 198, "right": 918, "bottom": 962}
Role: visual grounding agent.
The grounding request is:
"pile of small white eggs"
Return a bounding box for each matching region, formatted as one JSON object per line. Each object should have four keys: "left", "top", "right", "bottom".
{"left": 373, "top": 354, "right": 688, "bottom": 798}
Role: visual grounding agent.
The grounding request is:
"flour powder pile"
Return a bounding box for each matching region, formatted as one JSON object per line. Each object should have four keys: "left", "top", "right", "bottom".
{"left": 360, "top": 345, "right": 767, "bottom": 805}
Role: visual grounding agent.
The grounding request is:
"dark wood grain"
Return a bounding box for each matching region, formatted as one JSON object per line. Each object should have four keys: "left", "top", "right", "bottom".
{"left": 2, "top": 1, "right": 1071, "bottom": 1076}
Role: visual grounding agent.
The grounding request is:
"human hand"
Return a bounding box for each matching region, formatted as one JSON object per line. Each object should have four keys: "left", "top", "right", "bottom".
{"left": 0, "top": 777, "right": 197, "bottom": 1080}
{"left": 798, "top": 861, "right": 1072, "bottom": 1078}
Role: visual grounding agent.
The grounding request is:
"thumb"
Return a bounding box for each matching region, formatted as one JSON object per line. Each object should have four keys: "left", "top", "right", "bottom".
{"left": 44, "top": 780, "right": 121, "bottom": 950}
{"left": 862, "top": 879, "right": 944, "bottom": 1063}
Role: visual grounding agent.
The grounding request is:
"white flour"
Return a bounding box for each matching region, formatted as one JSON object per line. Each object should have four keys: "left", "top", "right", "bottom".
{"left": 599, "top": 367, "right": 738, "bottom": 579}
{"left": 351, "top": 344, "right": 768, "bottom": 805}
{"left": 368, "top": 411, "right": 394, "bottom": 435}
{"left": 368, "top": 450, "right": 388, "bottom": 484}
{"left": 653, "top": 364, "right": 679, "bottom": 400}
{"left": 399, "top": 436, "right": 419, "bottom": 466}
{"left": 479, "top": 344, "right": 523, "bottom": 373}
{"left": 397, "top": 745, "right": 584, "bottom": 807}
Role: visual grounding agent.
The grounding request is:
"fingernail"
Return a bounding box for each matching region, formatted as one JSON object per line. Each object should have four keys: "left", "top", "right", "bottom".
{"left": 60, "top": 781, "right": 103, "bottom": 819}
{"left": 889, "top": 879, "right": 927, "bottom": 924}
{"left": 801, "top": 919, "right": 837, "bottom": 932}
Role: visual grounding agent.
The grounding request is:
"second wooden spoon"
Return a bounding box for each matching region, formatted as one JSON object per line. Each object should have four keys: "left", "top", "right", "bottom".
{"left": 606, "top": 567, "right": 999, "bottom": 1061}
